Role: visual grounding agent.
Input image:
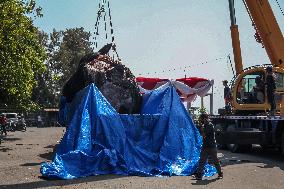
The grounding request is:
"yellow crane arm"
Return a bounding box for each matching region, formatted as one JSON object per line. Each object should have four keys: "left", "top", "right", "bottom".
{"left": 245, "top": 0, "right": 284, "bottom": 68}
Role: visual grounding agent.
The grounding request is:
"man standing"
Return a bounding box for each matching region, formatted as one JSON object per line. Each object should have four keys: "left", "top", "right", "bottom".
{"left": 194, "top": 113, "right": 223, "bottom": 180}
{"left": 37, "top": 115, "right": 43, "bottom": 127}
{"left": 265, "top": 66, "right": 276, "bottom": 115}
{"left": 223, "top": 80, "right": 231, "bottom": 113}
{"left": 0, "top": 114, "right": 7, "bottom": 135}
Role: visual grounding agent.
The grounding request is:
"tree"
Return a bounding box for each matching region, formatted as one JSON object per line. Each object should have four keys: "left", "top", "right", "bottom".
{"left": 0, "top": 0, "right": 46, "bottom": 111}
{"left": 32, "top": 28, "right": 94, "bottom": 107}
{"left": 53, "top": 28, "right": 94, "bottom": 89}
{"left": 31, "top": 30, "right": 57, "bottom": 108}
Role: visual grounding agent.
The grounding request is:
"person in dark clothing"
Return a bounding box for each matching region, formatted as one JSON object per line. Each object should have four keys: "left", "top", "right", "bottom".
{"left": 194, "top": 113, "right": 223, "bottom": 180}
{"left": 253, "top": 76, "right": 265, "bottom": 103}
{"left": 265, "top": 66, "right": 276, "bottom": 115}
{"left": 223, "top": 80, "right": 231, "bottom": 113}
{"left": 0, "top": 114, "right": 7, "bottom": 136}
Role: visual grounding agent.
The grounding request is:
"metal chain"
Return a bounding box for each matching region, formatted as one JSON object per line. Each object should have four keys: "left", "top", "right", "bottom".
{"left": 242, "top": 0, "right": 264, "bottom": 46}
{"left": 94, "top": 1, "right": 104, "bottom": 48}
{"left": 275, "top": 0, "right": 284, "bottom": 16}
{"left": 227, "top": 54, "right": 235, "bottom": 76}
{"left": 107, "top": 0, "right": 120, "bottom": 61}
{"left": 93, "top": 0, "right": 120, "bottom": 61}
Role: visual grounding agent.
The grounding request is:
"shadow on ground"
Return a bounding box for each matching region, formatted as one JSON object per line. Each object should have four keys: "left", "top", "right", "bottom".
{"left": 0, "top": 175, "right": 126, "bottom": 189}
{"left": 44, "top": 144, "right": 56, "bottom": 149}
{"left": 218, "top": 147, "right": 284, "bottom": 171}
{"left": 2, "top": 137, "right": 21, "bottom": 142}
{"left": 191, "top": 177, "right": 219, "bottom": 185}
{"left": 20, "top": 162, "right": 42, "bottom": 166}
{"left": 38, "top": 144, "right": 58, "bottom": 160}
{"left": 39, "top": 151, "right": 54, "bottom": 161}
{"left": 0, "top": 147, "right": 12, "bottom": 152}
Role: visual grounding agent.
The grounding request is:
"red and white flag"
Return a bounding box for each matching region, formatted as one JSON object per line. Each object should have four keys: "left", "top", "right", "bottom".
{"left": 136, "top": 77, "right": 214, "bottom": 102}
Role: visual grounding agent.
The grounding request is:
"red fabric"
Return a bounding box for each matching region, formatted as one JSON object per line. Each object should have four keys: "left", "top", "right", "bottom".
{"left": 176, "top": 77, "right": 208, "bottom": 87}
{"left": 136, "top": 77, "right": 168, "bottom": 90}
{"left": 136, "top": 77, "right": 211, "bottom": 102}
{"left": 0, "top": 116, "right": 7, "bottom": 125}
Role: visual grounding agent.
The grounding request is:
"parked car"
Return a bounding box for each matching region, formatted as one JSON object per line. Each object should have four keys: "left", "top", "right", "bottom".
{"left": 1, "top": 113, "right": 18, "bottom": 131}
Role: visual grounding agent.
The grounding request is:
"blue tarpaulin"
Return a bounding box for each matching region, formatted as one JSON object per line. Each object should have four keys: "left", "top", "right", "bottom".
{"left": 41, "top": 83, "right": 216, "bottom": 179}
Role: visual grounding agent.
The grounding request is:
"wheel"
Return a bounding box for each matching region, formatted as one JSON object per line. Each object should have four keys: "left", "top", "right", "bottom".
{"left": 215, "top": 124, "right": 227, "bottom": 149}
{"left": 226, "top": 125, "right": 240, "bottom": 153}
{"left": 227, "top": 143, "right": 239, "bottom": 153}
{"left": 240, "top": 144, "right": 252, "bottom": 152}
{"left": 260, "top": 144, "right": 269, "bottom": 151}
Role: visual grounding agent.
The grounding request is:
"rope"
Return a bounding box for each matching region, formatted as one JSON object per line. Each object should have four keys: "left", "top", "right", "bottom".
{"left": 275, "top": 0, "right": 284, "bottom": 16}
{"left": 137, "top": 55, "right": 228, "bottom": 76}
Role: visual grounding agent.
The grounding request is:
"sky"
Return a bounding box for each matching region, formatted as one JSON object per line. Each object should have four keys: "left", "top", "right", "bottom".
{"left": 34, "top": 0, "right": 284, "bottom": 113}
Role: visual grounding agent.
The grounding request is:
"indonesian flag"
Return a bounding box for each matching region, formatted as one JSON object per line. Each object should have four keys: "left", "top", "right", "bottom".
{"left": 136, "top": 77, "right": 214, "bottom": 102}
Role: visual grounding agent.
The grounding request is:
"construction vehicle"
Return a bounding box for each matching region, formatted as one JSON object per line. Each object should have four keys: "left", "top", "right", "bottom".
{"left": 211, "top": 0, "right": 284, "bottom": 154}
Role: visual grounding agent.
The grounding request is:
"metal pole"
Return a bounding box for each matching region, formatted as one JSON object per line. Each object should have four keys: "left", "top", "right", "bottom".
{"left": 201, "top": 97, "right": 204, "bottom": 109}
{"left": 210, "top": 86, "right": 214, "bottom": 115}
{"left": 187, "top": 102, "right": 191, "bottom": 112}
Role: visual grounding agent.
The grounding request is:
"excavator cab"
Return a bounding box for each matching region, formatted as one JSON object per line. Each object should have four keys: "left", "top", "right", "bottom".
{"left": 231, "top": 67, "right": 284, "bottom": 114}
{"left": 236, "top": 71, "right": 265, "bottom": 104}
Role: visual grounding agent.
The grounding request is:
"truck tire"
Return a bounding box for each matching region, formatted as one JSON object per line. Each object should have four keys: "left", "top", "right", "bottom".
{"left": 226, "top": 125, "right": 252, "bottom": 153}
{"left": 226, "top": 125, "right": 240, "bottom": 153}
{"left": 215, "top": 124, "right": 226, "bottom": 149}
{"left": 227, "top": 143, "right": 239, "bottom": 153}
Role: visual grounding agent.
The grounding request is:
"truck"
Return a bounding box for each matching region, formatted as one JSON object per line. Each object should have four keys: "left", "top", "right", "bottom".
{"left": 211, "top": 0, "right": 284, "bottom": 154}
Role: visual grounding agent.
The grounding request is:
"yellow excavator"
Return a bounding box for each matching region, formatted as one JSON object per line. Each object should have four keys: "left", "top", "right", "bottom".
{"left": 228, "top": 0, "right": 284, "bottom": 115}
{"left": 212, "top": 0, "right": 284, "bottom": 154}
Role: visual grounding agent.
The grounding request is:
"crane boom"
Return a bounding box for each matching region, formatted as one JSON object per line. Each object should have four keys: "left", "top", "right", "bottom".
{"left": 245, "top": 0, "right": 284, "bottom": 68}
{"left": 228, "top": 0, "right": 244, "bottom": 75}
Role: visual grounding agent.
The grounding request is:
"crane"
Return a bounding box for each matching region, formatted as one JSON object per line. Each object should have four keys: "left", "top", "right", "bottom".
{"left": 227, "top": 0, "right": 284, "bottom": 114}
{"left": 212, "top": 0, "right": 284, "bottom": 154}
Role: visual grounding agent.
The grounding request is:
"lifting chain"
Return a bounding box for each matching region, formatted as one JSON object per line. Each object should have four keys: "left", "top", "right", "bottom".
{"left": 94, "top": 0, "right": 121, "bottom": 61}
{"left": 275, "top": 0, "right": 284, "bottom": 16}
{"left": 242, "top": 0, "right": 264, "bottom": 47}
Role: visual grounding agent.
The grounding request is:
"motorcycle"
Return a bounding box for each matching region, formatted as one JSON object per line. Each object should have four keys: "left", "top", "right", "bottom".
{"left": 15, "top": 121, "right": 27, "bottom": 131}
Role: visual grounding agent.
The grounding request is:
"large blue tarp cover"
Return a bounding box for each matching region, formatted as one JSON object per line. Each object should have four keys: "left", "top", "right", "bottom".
{"left": 41, "top": 83, "right": 215, "bottom": 179}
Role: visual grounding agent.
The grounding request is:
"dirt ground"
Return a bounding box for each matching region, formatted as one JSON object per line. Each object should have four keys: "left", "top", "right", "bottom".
{"left": 0, "top": 127, "right": 284, "bottom": 189}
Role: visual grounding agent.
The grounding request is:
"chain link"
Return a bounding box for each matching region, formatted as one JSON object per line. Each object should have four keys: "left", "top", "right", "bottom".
{"left": 275, "top": 0, "right": 284, "bottom": 16}
{"left": 93, "top": 0, "right": 120, "bottom": 61}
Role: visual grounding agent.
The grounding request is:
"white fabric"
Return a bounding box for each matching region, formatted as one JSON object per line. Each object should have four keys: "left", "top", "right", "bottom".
{"left": 138, "top": 79, "right": 214, "bottom": 102}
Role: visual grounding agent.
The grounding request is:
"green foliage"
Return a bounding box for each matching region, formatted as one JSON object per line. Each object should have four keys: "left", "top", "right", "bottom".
{"left": 0, "top": 0, "right": 94, "bottom": 110}
{"left": 31, "top": 28, "right": 94, "bottom": 107}
{"left": 52, "top": 28, "right": 93, "bottom": 88}
{"left": 198, "top": 107, "right": 207, "bottom": 114}
{"left": 0, "top": 0, "right": 46, "bottom": 111}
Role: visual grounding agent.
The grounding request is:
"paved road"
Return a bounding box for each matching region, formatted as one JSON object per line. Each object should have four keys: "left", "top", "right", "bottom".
{"left": 0, "top": 127, "right": 284, "bottom": 189}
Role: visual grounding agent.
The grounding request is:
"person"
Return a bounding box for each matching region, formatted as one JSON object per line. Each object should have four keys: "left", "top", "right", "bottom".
{"left": 236, "top": 80, "right": 246, "bottom": 103}
{"left": 265, "top": 66, "right": 276, "bottom": 115}
{"left": 194, "top": 113, "right": 223, "bottom": 180}
{"left": 37, "top": 115, "right": 43, "bottom": 127}
{"left": 0, "top": 114, "right": 7, "bottom": 135}
{"left": 253, "top": 76, "right": 265, "bottom": 103}
{"left": 223, "top": 80, "right": 232, "bottom": 112}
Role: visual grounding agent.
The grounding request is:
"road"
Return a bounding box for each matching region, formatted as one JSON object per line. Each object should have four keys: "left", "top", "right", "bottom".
{"left": 0, "top": 127, "right": 284, "bottom": 189}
